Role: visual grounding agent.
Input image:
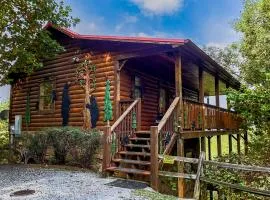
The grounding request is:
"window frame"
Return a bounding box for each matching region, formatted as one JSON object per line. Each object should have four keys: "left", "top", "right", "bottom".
{"left": 38, "top": 78, "right": 55, "bottom": 114}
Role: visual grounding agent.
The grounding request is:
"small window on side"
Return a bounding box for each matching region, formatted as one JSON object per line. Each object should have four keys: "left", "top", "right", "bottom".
{"left": 133, "top": 76, "right": 142, "bottom": 99}
{"left": 39, "top": 80, "right": 54, "bottom": 111}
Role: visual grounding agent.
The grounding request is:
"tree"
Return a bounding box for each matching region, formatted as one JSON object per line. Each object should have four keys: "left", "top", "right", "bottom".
{"left": 104, "top": 79, "right": 113, "bottom": 125}
{"left": 0, "top": 0, "right": 79, "bottom": 85}
{"left": 227, "top": 0, "right": 270, "bottom": 136}
{"left": 234, "top": 0, "right": 270, "bottom": 85}
{"left": 202, "top": 44, "right": 241, "bottom": 79}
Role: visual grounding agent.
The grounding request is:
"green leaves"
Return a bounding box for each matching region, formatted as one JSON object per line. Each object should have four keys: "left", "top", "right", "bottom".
{"left": 0, "top": 0, "right": 80, "bottom": 85}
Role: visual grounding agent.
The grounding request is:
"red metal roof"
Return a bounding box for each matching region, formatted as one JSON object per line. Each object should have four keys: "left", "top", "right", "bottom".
{"left": 44, "top": 22, "right": 188, "bottom": 45}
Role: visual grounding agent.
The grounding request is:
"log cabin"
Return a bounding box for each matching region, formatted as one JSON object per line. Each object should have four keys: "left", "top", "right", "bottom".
{"left": 9, "top": 23, "right": 245, "bottom": 195}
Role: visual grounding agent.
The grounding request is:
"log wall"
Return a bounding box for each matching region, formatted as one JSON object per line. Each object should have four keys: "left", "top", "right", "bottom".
{"left": 10, "top": 39, "right": 116, "bottom": 131}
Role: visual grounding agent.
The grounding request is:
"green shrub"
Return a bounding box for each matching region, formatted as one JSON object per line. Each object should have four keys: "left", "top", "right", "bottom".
{"left": 0, "top": 101, "right": 9, "bottom": 149}
{"left": 45, "top": 127, "right": 101, "bottom": 167}
{"left": 46, "top": 127, "right": 77, "bottom": 164}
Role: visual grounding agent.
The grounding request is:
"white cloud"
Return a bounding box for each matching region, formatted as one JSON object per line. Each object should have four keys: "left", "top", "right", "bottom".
{"left": 115, "top": 15, "right": 138, "bottom": 32}
{"left": 130, "top": 0, "right": 184, "bottom": 15}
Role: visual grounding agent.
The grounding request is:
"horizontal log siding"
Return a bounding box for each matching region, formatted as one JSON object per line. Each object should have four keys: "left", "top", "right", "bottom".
{"left": 10, "top": 41, "right": 115, "bottom": 131}
{"left": 120, "top": 68, "right": 161, "bottom": 130}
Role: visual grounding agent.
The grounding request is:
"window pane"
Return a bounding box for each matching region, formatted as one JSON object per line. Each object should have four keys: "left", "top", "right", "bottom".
{"left": 135, "top": 76, "right": 141, "bottom": 86}
{"left": 134, "top": 88, "right": 141, "bottom": 98}
{"left": 203, "top": 72, "right": 216, "bottom": 106}
{"left": 159, "top": 88, "right": 166, "bottom": 114}
{"left": 39, "top": 80, "right": 53, "bottom": 111}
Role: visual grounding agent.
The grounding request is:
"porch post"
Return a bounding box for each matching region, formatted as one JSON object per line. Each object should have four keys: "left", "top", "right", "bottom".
{"left": 199, "top": 67, "right": 206, "bottom": 152}
{"left": 102, "top": 125, "right": 112, "bottom": 172}
{"left": 114, "top": 61, "right": 121, "bottom": 119}
{"left": 175, "top": 53, "right": 185, "bottom": 198}
{"left": 215, "top": 76, "right": 222, "bottom": 156}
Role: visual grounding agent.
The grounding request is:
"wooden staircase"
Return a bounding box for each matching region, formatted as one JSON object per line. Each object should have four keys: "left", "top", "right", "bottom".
{"left": 107, "top": 131, "right": 151, "bottom": 182}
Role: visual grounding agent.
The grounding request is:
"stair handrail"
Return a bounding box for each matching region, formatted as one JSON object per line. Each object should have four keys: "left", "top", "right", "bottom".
{"left": 157, "top": 97, "right": 180, "bottom": 133}
{"left": 111, "top": 98, "right": 141, "bottom": 132}
{"left": 102, "top": 98, "right": 141, "bottom": 172}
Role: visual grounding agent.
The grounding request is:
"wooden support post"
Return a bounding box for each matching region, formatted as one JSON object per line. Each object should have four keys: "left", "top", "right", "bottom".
{"left": 114, "top": 61, "right": 121, "bottom": 119}
{"left": 150, "top": 126, "right": 159, "bottom": 191}
{"left": 244, "top": 131, "right": 248, "bottom": 155}
{"left": 208, "top": 136, "right": 212, "bottom": 160}
{"left": 215, "top": 76, "right": 222, "bottom": 157}
{"left": 199, "top": 67, "right": 205, "bottom": 131}
{"left": 229, "top": 134, "right": 232, "bottom": 154}
{"left": 217, "top": 135, "right": 222, "bottom": 156}
{"left": 201, "top": 137, "right": 206, "bottom": 152}
{"left": 175, "top": 53, "right": 185, "bottom": 198}
{"left": 237, "top": 133, "right": 241, "bottom": 155}
{"left": 137, "top": 98, "right": 142, "bottom": 131}
{"left": 102, "top": 126, "right": 112, "bottom": 172}
{"left": 177, "top": 135, "right": 185, "bottom": 198}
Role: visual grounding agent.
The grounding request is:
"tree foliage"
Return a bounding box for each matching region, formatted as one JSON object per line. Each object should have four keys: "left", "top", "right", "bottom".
{"left": 0, "top": 0, "right": 79, "bottom": 84}
{"left": 226, "top": 0, "right": 270, "bottom": 135}
{"left": 202, "top": 44, "right": 241, "bottom": 78}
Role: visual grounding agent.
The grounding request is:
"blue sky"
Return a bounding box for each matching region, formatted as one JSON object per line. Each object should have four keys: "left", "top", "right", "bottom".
{"left": 0, "top": 0, "right": 243, "bottom": 102}
{"left": 65, "top": 0, "right": 242, "bottom": 46}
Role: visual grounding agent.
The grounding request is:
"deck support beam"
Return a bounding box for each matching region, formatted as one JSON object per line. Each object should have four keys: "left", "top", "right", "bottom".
{"left": 150, "top": 126, "right": 159, "bottom": 191}
{"left": 244, "top": 131, "right": 248, "bottom": 155}
{"left": 229, "top": 134, "right": 232, "bottom": 154}
{"left": 175, "top": 53, "right": 185, "bottom": 198}
{"left": 207, "top": 136, "right": 212, "bottom": 160}
{"left": 237, "top": 133, "right": 241, "bottom": 155}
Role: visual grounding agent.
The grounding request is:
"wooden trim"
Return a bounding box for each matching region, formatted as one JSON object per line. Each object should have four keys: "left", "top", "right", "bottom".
{"left": 150, "top": 126, "right": 159, "bottom": 191}
{"left": 159, "top": 171, "right": 196, "bottom": 180}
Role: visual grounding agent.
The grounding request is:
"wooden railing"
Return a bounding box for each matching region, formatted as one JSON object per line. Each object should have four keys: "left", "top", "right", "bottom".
{"left": 150, "top": 97, "right": 180, "bottom": 190}
{"left": 102, "top": 98, "right": 141, "bottom": 171}
{"left": 183, "top": 99, "right": 242, "bottom": 131}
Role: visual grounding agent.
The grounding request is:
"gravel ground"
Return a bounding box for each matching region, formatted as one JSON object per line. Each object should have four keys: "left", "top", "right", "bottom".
{"left": 0, "top": 165, "right": 150, "bottom": 200}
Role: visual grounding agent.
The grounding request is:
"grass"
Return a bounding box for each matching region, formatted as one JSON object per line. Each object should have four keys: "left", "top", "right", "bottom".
{"left": 133, "top": 189, "right": 178, "bottom": 200}
{"left": 205, "top": 134, "right": 245, "bottom": 160}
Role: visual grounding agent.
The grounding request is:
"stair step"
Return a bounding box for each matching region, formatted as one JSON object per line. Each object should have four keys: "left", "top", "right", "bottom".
{"left": 129, "top": 137, "right": 150, "bottom": 141}
{"left": 135, "top": 131, "right": 150, "bottom": 134}
{"left": 118, "top": 151, "right": 151, "bottom": 156}
{"left": 125, "top": 144, "right": 150, "bottom": 148}
{"left": 107, "top": 167, "right": 150, "bottom": 176}
{"left": 113, "top": 159, "right": 151, "bottom": 165}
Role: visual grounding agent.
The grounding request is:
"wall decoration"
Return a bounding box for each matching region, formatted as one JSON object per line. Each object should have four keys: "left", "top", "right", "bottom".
{"left": 61, "top": 83, "right": 71, "bottom": 126}
{"left": 86, "top": 95, "right": 99, "bottom": 128}
{"left": 76, "top": 53, "right": 96, "bottom": 129}
{"left": 104, "top": 78, "right": 113, "bottom": 125}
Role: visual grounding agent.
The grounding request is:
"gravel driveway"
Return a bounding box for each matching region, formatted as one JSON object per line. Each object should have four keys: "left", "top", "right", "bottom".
{"left": 0, "top": 165, "right": 149, "bottom": 200}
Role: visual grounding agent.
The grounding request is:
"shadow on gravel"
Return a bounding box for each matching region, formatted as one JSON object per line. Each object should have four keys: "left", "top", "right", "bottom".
{"left": 105, "top": 179, "right": 148, "bottom": 189}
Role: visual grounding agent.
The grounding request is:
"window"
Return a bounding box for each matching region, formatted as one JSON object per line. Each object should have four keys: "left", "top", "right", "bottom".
{"left": 133, "top": 76, "right": 142, "bottom": 99}
{"left": 39, "top": 80, "right": 54, "bottom": 111}
{"left": 159, "top": 88, "right": 167, "bottom": 114}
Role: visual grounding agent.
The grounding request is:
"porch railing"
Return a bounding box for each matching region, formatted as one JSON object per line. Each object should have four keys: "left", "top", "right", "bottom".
{"left": 150, "top": 97, "right": 180, "bottom": 190}
{"left": 102, "top": 98, "right": 141, "bottom": 171}
{"left": 183, "top": 99, "right": 242, "bottom": 131}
